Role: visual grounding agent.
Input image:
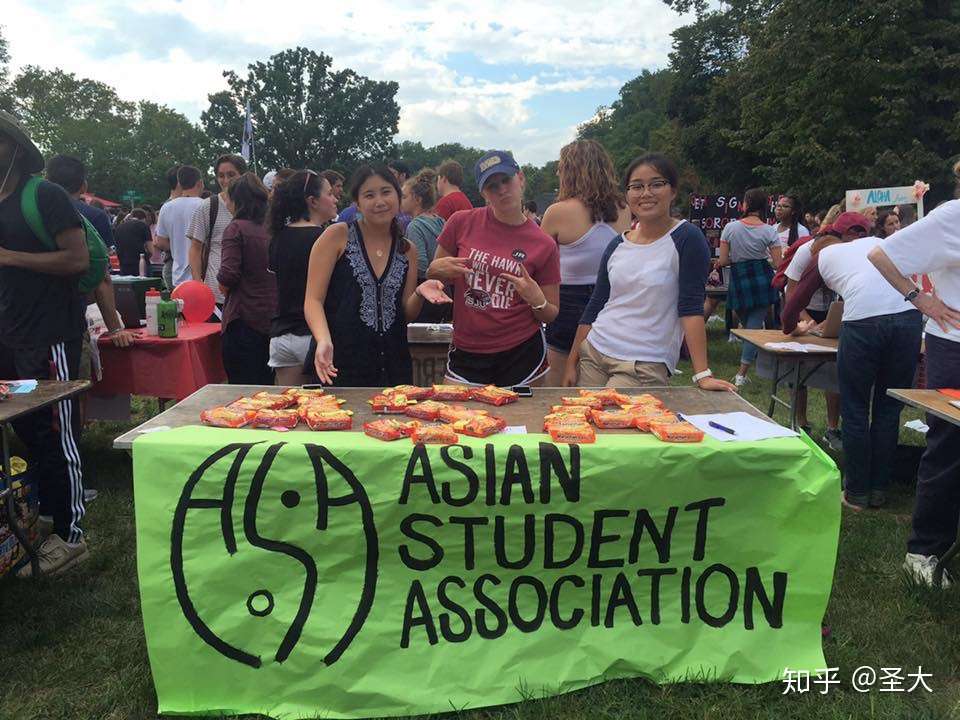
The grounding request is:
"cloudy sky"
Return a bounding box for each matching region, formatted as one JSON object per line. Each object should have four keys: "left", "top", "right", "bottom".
{"left": 4, "top": 0, "right": 690, "bottom": 165}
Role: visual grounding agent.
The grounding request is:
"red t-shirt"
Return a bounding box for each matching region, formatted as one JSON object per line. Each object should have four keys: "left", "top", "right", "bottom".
{"left": 437, "top": 207, "right": 561, "bottom": 353}
{"left": 434, "top": 190, "right": 474, "bottom": 221}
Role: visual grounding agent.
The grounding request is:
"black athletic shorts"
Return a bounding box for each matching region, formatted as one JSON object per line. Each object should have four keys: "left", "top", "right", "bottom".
{"left": 446, "top": 329, "right": 549, "bottom": 387}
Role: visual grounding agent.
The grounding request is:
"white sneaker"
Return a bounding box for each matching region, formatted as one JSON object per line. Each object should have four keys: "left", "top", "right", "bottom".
{"left": 733, "top": 374, "right": 750, "bottom": 387}
{"left": 728, "top": 333, "right": 741, "bottom": 344}
{"left": 903, "top": 553, "right": 952, "bottom": 588}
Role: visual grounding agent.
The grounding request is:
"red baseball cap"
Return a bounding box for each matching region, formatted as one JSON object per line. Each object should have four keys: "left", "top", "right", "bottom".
{"left": 833, "top": 212, "right": 872, "bottom": 235}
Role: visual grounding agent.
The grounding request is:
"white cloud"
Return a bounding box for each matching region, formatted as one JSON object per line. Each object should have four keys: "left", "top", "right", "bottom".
{"left": 3, "top": 0, "right": 688, "bottom": 164}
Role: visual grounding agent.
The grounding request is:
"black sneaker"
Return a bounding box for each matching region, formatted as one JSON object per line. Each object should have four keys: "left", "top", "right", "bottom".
{"left": 822, "top": 428, "right": 842, "bottom": 451}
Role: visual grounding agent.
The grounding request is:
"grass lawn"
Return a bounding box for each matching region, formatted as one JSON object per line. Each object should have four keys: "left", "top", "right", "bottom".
{"left": 2, "top": 322, "right": 958, "bottom": 720}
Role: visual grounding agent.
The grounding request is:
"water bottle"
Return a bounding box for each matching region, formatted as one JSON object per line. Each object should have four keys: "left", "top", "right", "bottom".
{"left": 145, "top": 289, "right": 161, "bottom": 335}
{"left": 157, "top": 291, "right": 179, "bottom": 338}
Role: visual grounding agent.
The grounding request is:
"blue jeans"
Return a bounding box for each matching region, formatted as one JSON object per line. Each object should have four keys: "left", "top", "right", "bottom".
{"left": 739, "top": 306, "right": 768, "bottom": 365}
{"left": 836, "top": 311, "right": 922, "bottom": 501}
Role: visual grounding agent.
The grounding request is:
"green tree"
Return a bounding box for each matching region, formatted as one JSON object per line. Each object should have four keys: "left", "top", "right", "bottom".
{"left": 0, "top": 26, "right": 12, "bottom": 112}
{"left": 11, "top": 66, "right": 205, "bottom": 204}
{"left": 202, "top": 47, "right": 400, "bottom": 173}
{"left": 578, "top": 69, "right": 676, "bottom": 175}
{"left": 390, "top": 140, "right": 487, "bottom": 205}
{"left": 728, "top": 0, "right": 960, "bottom": 208}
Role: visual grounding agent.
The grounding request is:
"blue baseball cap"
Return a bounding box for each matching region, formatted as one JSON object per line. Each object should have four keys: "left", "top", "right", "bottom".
{"left": 475, "top": 150, "right": 520, "bottom": 192}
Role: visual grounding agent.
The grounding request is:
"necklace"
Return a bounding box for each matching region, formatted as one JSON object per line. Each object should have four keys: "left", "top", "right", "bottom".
{"left": 375, "top": 248, "right": 384, "bottom": 258}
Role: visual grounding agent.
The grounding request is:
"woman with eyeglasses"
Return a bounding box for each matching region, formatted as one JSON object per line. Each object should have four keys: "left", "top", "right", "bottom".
{"left": 562, "top": 154, "right": 735, "bottom": 391}
{"left": 717, "top": 188, "right": 783, "bottom": 387}
{"left": 539, "top": 139, "right": 631, "bottom": 386}
{"left": 266, "top": 169, "right": 339, "bottom": 386}
{"left": 426, "top": 150, "right": 561, "bottom": 387}
{"left": 774, "top": 193, "right": 807, "bottom": 248}
{"left": 304, "top": 164, "right": 450, "bottom": 386}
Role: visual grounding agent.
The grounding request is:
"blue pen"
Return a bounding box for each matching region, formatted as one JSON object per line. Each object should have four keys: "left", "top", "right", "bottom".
{"left": 709, "top": 420, "right": 737, "bottom": 435}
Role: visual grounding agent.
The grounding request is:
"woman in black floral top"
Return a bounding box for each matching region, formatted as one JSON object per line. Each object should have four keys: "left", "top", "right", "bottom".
{"left": 304, "top": 164, "right": 450, "bottom": 386}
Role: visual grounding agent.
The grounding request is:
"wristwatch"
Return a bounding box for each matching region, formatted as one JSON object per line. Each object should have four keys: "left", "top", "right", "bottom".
{"left": 904, "top": 288, "right": 920, "bottom": 303}
{"left": 691, "top": 369, "right": 713, "bottom": 384}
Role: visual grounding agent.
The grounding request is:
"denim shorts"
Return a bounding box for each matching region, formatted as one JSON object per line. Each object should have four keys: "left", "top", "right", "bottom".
{"left": 545, "top": 284, "right": 594, "bottom": 353}
{"left": 268, "top": 333, "right": 312, "bottom": 368}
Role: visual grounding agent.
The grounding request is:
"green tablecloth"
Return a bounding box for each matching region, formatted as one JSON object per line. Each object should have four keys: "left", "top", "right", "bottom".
{"left": 133, "top": 427, "right": 840, "bottom": 719}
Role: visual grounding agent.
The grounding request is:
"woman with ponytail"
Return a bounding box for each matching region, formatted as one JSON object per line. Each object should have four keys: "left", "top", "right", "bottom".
{"left": 304, "top": 164, "right": 451, "bottom": 386}
{"left": 266, "top": 169, "right": 338, "bottom": 386}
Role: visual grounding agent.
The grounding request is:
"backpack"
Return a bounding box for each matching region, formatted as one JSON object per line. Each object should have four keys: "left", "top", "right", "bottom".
{"left": 20, "top": 176, "right": 110, "bottom": 294}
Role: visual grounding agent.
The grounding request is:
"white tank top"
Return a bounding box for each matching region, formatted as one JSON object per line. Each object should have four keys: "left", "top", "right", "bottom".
{"left": 559, "top": 222, "right": 619, "bottom": 285}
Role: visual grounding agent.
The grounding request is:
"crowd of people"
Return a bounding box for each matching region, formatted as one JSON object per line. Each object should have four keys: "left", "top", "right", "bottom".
{"left": 0, "top": 106, "right": 958, "bottom": 586}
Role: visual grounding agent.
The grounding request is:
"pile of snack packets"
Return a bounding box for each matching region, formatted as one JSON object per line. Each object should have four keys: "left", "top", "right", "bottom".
{"left": 199, "top": 386, "right": 703, "bottom": 444}
{"left": 542, "top": 390, "right": 704, "bottom": 444}
{"left": 200, "top": 388, "right": 353, "bottom": 431}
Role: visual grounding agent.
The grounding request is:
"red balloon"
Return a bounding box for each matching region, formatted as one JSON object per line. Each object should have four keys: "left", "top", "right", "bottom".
{"left": 171, "top": 281, "right": 215, "bottom": 324}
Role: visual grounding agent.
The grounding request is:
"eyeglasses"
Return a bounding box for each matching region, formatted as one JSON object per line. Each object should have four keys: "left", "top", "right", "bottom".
{"left": 303, "top": 169, "right": 318, "bottom": 196}
{"left": 776, "top": 203, "right": 793, "bottom": 210}
{"left": 626, "top": 179, "right": 671, "bottom": 194}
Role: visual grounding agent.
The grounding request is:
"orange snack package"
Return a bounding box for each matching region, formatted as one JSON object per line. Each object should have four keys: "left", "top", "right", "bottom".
{"left": 404, "top": 400, "right": 448, "bottom": 421}
{"left": 453, "top": 415, "right": 507, "bottom": 438}
{"left": 548, "top": 404, "right": 591, "bottom": 416}
{"left": 250, "top": 391, "right": 298, "bottom": 409}
{"left": 299, "top": 407, "right": 353, "bottom": 431}
{"left": 297, "top": 395, "right": 346, "bottom": 410}
{"left": 560, "top": 395, "right": 603, "bottom": 410}
{"left": 383, "top": 385, "right": 434, "bottom": 401}
{"left": 362, "top": 419, "right": 411, "bottom": 441}
{"left": 251, "top": 408, "right": 300, "bottom": 429}
{"left": 438, "top": 404, "right": 489, "bottom": 423}
{"left": 548, "top": 423, "right": 596, "bottom": 444}
{"left": 588, "top": 409, "right": 639, "bottom": 429}
{"left": 543, "top": 414, "right": 591, "bottom": 431}
{"left": 369, "top": 393, "right": 415, "bottom": 413}
{"left": 650, "top": 421, "right": 705, "bottom": 443}
{"left": 411, "top": 424, "right": 459, "bottom": 444}
{"left": 227, "top": 397, "right": 273, "bottom": 411}
{"left": 431, "top": 384, "right": 473, "bottom": 401}
{"left": 635, "top": 412, "right": 680, "bottom": 432}
{"left": 624, "top": 393, "right": 664, "bottom": 409}
{"left": 200, "top": 406, "right": 257, "bottom": 428}
{"left": 471, "top": 385, "right": 519, "bottom": 406}
{"left": 579, "top": 388, "right": 632, "bottom": 406}
{"left": 282, "top": 387, "right": 326, "bottom": 399}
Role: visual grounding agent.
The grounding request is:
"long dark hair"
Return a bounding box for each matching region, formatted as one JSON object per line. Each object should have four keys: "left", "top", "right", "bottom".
{"left": 227, "top": 172, "right": 269, "bottom": 224}
{"left": 267, "top": 170, "right": 326, "bottom": 235}
{"left": 779, "top": 192, "right": 803, "bottom": 245}
{"left": 743, "top": 188, "right": 769, "bottom": 219}
{"left": 349, "top": 163, "right": 409, "bottom": 252}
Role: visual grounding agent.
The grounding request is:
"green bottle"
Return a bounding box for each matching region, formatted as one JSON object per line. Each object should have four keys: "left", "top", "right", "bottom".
{"left": 157, "top": 291, "right": 179, "bottom": 338}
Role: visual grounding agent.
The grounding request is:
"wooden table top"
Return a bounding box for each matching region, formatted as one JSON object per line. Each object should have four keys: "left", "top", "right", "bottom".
{"left": 113, "top": 385, "right": 768, "bottom": 450}
{"left": 887, "top": 389, "right": 960, "bottom": 428}
{"left": 0, "top": 380, "right": 90, "bottom": 424}
{"left": 732, "top": 328, "right": 839, "bottom": 355}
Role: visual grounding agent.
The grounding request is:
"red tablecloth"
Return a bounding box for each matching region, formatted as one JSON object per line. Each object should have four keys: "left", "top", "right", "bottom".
{"left": 94, "top": 323, "right": 226, "bottom": 400}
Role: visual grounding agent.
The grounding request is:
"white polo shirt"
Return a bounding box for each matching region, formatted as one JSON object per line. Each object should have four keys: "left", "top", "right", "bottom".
{"left": 879, "top": 200, "right": 960, "bottom": 343}
{"left": 818, "top": 237, "right": 914, "bottom": 322}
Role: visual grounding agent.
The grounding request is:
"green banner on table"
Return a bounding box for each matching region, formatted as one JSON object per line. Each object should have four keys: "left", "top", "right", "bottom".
{"left": 133, "top": 427, "right": 839, "bottom": 719}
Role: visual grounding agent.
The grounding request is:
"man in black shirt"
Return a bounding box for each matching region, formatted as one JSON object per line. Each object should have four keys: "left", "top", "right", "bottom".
{"left": 0, "top": 110, "right": 90, "bottom": 576}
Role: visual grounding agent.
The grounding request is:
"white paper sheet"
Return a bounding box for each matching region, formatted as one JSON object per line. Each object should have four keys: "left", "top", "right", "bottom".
{"left": 904, "top": 419, "right": 929, "bottom": 434}
{"left": 763, "top": 342, "right": 837, "bottom": 353}
{"left": 680, "top": 412, "right": 799, "bottom": 442}
{"left": 502, "top": 426, "right": 527, "bottom": 435}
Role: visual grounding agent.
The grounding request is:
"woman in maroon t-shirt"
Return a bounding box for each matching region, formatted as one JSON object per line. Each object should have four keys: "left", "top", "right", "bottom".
{"left": 428, "top": 150, "right": 560, "bottom": 387}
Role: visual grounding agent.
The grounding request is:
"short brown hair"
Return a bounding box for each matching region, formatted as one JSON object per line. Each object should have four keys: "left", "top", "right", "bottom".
{"left": 215, "top": 153, "right": 247, "bottom": 175}
{"left": 322, "top": 169, "right": 344, "bottom": 185}
{"left": 437, "top": 159, "right": 464, "bottom": 188}
{"left": 227, "top": 172, "right": 269, "bottom": 224}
